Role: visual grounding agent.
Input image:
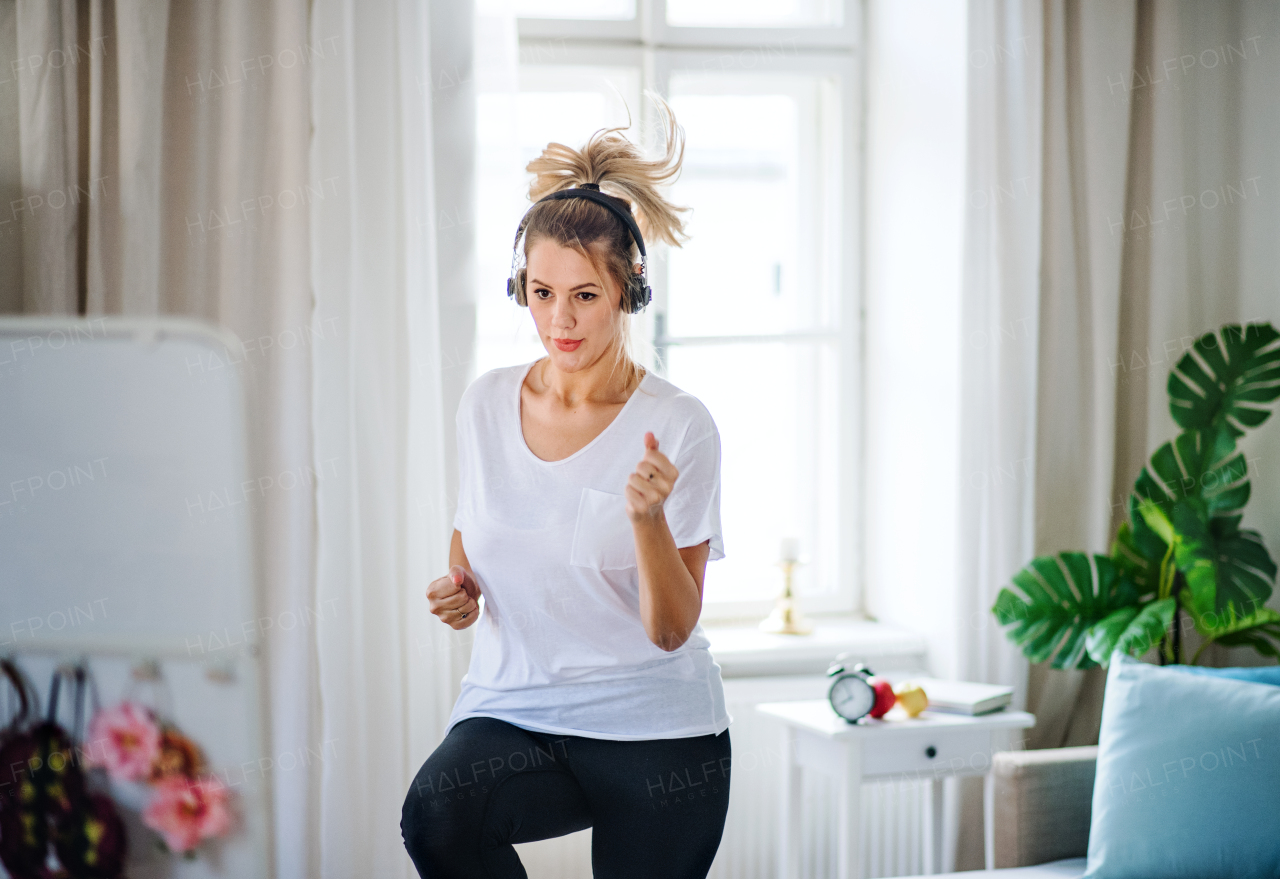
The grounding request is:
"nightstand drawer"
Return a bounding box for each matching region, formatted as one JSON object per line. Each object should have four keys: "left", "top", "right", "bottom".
{"left": 861, "top": 728, "right": 997, "bottom": 779}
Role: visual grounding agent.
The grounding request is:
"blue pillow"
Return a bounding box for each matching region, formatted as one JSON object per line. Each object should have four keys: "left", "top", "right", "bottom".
{"left": 1166, "top": 662, "right": 1280, "bottom": 687}
{"left": 1083, "top": 651, "right": 1280, "bottom": 879}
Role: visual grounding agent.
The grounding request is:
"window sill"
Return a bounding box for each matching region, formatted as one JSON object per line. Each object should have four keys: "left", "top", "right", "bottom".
{"left": 704, "top": 614, "right": 928, "bottom": 679}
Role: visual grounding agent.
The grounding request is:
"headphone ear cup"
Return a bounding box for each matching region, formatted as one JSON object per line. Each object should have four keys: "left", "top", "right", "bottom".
{"left": 513, "top": 267, "right": 527, "bottom": 306}
{"left": 628, "top": 277, "right": 649, "bottom": 313}
{"left": 624, "top": 270, "right": 647, "bottom": 314}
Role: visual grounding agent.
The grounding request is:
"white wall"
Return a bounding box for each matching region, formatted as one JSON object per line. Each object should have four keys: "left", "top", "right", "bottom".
{"left": 861, "top": 4, "right": 971, "bottom": 866}
{"left": 862, "top": 0, "right": 967, "bottom": 682}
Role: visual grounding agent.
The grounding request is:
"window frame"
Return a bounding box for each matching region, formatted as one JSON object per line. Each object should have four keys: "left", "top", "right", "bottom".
{"left": 647, "top": 0, "right": 859, "bottom": 49}
{"left": 516, "top": 0, "right": 861, "bottom": 49}
{"left": 510, "top": 2, "right": 865, "bottom": 620}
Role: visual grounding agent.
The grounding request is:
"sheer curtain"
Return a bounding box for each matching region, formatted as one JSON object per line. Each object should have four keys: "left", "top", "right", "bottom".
{"left": 308, "top": 0, "right": 476, "bottom": 876}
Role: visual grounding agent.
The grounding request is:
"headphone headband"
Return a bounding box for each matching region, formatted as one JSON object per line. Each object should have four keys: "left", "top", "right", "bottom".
{"left": 506, "top": 183, "right": 652, "bottom": 312}
{"left": 533, "top": 187, "right": 647, "bottom": 260}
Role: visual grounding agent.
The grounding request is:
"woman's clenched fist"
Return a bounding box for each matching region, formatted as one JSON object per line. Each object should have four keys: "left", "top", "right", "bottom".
{"left": 428, "top": 564, "right": 481, "bottom": 629}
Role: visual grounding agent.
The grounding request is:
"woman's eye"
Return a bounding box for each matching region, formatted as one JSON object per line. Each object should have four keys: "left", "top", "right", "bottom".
{"left": 534, "top": 288, "right": 551, "bottom": 299}
{"left": 577, "top": 292, "right": 597, "bottom": 302}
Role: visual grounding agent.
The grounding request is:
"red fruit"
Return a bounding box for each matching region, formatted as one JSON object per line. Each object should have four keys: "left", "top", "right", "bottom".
{"left": 868, "top": 678, "right": 896, "bottom": 719}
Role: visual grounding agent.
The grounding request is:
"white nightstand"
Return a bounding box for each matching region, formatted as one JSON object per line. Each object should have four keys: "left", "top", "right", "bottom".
{"left": 757, "top": 700, "right": 1036, "bottom": 879}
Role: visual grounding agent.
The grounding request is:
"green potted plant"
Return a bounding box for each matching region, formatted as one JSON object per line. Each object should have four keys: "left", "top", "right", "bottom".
{"left": 994, "top": 322, "right": 1280, "bottom": 668}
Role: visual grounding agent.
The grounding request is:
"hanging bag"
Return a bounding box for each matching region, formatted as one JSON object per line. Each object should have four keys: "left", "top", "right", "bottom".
{"left": 0, "top": 658, "right": 51, "bottom": 879}
{"left": 0, "top": 663, "right": 127, "bottom": 879}
{"left": 49, "top": 664, "right": 127, "bottom": 879}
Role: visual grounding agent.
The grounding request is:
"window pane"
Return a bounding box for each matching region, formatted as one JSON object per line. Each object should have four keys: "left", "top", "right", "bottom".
{"left": 666, "top": 0, "right": 842, "bottom": 28}
{"left": 514, "top": 0, "right": 635, "bottom": 20}
{"left": 665, "top": 341, "right": 839, "bottom": 604}
{"left": 517, "top": 66, "right": 642, "bottom": 167}
{"left": 666, "top": 72, "right": 840, "bottom": 338}
{"left": 475, "top": 66, "right": 642, "bottom": 377}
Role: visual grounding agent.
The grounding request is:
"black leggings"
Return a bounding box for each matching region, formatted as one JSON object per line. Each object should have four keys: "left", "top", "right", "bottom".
{"left": 401, "top": 717, "right": 732, "bottom": 878}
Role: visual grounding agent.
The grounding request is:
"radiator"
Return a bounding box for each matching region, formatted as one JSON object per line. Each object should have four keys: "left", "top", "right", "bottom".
{"left": 516, "top": 673, "right": 937, "bottom": 878}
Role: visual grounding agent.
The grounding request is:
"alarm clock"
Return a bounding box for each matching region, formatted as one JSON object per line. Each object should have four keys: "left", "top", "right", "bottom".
{"left": 826, "top": 660, "right": 877, "bottom": 723}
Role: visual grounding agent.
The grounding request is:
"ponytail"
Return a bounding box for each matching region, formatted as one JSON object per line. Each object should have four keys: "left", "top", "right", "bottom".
{"left": 524, "top": 90, "right": 690, "bottom": 248}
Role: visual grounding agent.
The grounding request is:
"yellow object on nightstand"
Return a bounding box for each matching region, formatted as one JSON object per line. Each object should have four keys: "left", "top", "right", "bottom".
{"left": 893, "top": 681, "right": 929, "bottom": 717}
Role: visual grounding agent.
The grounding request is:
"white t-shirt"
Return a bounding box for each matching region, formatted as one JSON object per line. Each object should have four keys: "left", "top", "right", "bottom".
{"left": 443, "top": 358, "right": 732, "bottom": 741}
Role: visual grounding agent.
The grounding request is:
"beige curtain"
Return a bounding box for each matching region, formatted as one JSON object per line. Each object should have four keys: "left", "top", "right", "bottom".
{"left": 1029, "top": 0, "right": 1280, "bottom": 752}
{"left": 955, "top": 0, "right": 1280, "bottom": 868}
{"left": 1024, "top": 0, "right": 1146, "bottom": 751}
{"left": 0, "top": 1, "right": 320, "bottom": 875}
{"left": 1, "top": 0, "right": 80, "bottom": 313}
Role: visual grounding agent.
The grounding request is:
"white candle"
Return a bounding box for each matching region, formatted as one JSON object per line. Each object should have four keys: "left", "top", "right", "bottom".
{"left": 780, "top": 537, "right": 800, "bottom": 563}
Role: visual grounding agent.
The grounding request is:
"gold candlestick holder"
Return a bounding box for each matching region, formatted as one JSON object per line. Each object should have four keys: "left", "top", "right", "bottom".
{"left": 758, "top": 558, "right": 813, "bottom": 635}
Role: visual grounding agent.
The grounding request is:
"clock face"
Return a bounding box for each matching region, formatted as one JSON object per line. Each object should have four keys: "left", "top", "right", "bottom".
{"left": 829, "top": 674, "right": 876, "bottom": 722}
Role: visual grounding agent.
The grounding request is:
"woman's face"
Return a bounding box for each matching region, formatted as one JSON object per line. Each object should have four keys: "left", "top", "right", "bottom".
{"left": 525, "top": 239, "right": 622, "bottom": 373}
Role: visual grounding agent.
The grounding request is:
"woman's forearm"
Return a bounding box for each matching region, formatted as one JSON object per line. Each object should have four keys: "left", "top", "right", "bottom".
{"left": 633, "top": 511, "right": 702, "bottom": 651}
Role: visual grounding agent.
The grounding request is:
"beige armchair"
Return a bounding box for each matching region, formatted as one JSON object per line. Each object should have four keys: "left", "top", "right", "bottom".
{"left": 992, "top": 746, "right": 1098, "bottom": 868}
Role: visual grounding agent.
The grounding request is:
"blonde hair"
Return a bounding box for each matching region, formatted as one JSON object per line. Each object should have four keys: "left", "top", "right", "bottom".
{"left": 517, "top": 91, "right": 689, "bottom": 395}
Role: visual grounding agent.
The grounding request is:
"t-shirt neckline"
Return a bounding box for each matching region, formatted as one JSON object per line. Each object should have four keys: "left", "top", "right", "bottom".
{"left": 515, "top": 358, "right": 650, "bottom": 466}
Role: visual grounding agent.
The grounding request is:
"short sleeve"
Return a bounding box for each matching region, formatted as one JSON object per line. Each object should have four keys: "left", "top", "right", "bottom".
{"left": 664, "top": 430, "right": 725, "bottom": 561}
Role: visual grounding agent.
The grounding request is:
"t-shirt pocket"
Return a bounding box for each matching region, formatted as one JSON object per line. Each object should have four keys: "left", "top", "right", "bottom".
{"left": 568, "top": 487, "right": 637, "bottom": 570}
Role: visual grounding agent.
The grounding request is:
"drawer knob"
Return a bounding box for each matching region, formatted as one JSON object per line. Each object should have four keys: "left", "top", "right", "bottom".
{"left": 925, "top": 746, "right": 937, "bottom": 759}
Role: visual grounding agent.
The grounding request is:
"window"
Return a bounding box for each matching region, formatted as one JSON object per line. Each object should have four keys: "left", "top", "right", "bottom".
{"left": 474, "top": 0, "right": 861, "bottom": 619}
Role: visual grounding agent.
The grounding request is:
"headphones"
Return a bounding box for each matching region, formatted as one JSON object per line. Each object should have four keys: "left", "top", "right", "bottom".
{"left": 506, "top": 182, "right": 652, "bottom": 314}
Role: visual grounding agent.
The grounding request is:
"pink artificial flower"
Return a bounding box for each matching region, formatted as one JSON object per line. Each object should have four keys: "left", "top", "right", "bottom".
{"left": 142, "top": 774, "right": 234, "bottom": 854}
{"left": 86, "top": 701, "right": 162, "bottom": 781}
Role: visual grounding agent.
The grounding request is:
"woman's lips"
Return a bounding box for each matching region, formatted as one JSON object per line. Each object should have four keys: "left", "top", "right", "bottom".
{"left": 554, "top": 338, "right": 582, "bottom": 351}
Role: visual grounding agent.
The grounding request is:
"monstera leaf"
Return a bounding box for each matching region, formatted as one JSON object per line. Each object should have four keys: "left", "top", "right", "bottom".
{"left": 1168, "top": 323, "right": 1280, "bottom": 437}
{"left": 1110, "top": 520, "right": 1162, "bottom": 597}
{"left": 1131, "top": 427, "right": 1249, "bottom": 520}
{"left": 1167, "top": 502, "right": 1276, "bottom": 618}
{"left": 994, "top": 553, "right": 1141, "bottom": 670}
{"left": 1186, "top": 604, "right": 1280, "bottom": 663}
{"left": 1085, "top": 598, "right": 1177, "bottom": 664}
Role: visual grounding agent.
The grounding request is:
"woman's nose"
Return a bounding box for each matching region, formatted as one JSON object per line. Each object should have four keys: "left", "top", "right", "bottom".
{"left": 551, "top": 299, "right": 574, "bottom": 327}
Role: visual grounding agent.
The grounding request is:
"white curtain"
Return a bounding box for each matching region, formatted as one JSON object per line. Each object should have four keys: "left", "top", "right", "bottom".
{"left": 309, "top": 1, "right": 476, "bottom": 877}
{"left": 953, "top": 0, "right": 1045, "bottom": 868}
{"left": 958, "top": 0, "right": 1042, "bottom": 725}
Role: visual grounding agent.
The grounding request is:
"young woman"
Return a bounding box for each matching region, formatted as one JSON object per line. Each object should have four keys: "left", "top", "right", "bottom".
{"left": 400, "top": 99, "right": 732, "bottom": 878}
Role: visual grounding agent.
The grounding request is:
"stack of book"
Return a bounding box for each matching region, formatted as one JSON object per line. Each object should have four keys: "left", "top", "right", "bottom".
{"left": 906, "top": 678, "right": 1014, "bottom": 715}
